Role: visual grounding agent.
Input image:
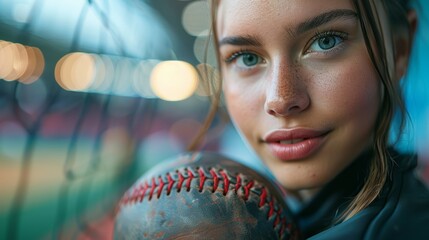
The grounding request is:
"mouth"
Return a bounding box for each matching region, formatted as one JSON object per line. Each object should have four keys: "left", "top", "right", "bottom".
{"left": 262, "top": 128, "right": 331, "bottom": 161}
{"left": 278, "top": 138, "right": 307, "bottom": 144}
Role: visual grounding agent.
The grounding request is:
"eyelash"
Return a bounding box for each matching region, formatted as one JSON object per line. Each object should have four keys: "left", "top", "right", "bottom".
{"left": 305, "top": 30, "right": 349, "bottom": 54}
{"left": 224, "top": 49, "right": 256, "bottom": 64}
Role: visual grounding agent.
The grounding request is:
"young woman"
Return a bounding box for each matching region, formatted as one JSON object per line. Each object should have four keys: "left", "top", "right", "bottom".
{"left": 204, "top": 0, "right": 429, "bottom": 238}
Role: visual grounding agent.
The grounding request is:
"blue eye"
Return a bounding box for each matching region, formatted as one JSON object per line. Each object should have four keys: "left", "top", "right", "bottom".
{"left": 225, "top": 52, "right": 263, "bottom": 69}
{"left": 308, "top": 33, "right": 346, "bottom": 52}
{"left": 238, "top": 53, "right": 260, "bottom": 67}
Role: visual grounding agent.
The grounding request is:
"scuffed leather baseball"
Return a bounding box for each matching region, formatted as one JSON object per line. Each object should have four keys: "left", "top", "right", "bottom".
{"left": 115, "top": 152, "right": 300, "bottom": 240}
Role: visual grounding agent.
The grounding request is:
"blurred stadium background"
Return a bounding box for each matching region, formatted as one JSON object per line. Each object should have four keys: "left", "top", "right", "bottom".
{"left": 0, "top": 0, "right": 427, "bottom": 239}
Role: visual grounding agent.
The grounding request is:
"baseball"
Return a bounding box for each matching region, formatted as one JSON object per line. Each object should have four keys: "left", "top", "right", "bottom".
{"left": 114, "top": 152, "right": 300, "bottom": 239}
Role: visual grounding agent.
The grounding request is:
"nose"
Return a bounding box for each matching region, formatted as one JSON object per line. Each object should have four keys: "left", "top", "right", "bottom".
{"left": 264, "top": 64, "right": 310, "bottom": 117}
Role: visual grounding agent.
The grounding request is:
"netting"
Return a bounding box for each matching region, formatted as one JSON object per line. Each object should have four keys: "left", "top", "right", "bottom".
{"left": 0, "top": 0, "right": 221, "bottom": 239}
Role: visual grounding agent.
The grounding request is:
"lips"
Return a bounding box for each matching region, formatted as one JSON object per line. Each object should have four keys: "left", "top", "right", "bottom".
{"left": 263, "top": 128, "right": 330, "bottom": 161}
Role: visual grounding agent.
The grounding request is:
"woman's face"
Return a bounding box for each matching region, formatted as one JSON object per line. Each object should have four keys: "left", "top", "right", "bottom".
{"left": 217, "top": 0, "right": 381, "bottom": 192}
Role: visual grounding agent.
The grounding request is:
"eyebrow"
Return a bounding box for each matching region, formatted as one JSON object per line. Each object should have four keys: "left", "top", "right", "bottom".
{"left": 295, "top": 9, "right": 358, "bottom": 35}
{"left": 218, "top": 34, "right": 262, "bottom": 48}
{"left": 218, "top": 9, "right": 358, "bottom": 47}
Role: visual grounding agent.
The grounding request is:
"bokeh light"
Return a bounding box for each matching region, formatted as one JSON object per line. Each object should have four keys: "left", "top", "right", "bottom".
{"left": 0, "top": 41, "right": 17, "bottom": 81}
{"left": 150, "top": 61, "right": 198, "bottom": 101}
{"left": 0, "top": 40, "right": 44, "bottom": 84}
{"left": 182, "top": 0, "right": 211, "bottom": 36}
{"left": 6, "top": 43, "right": 28, "bottom": 81}
{"left": 19, "top": 47, "right": 45, "bottom": 84}
{"left": 52, "top": 50, "right": 203, "bottom": 101}
{"left": 55, "top": 52, "right": 96, "bottom": 91}
{"left": 91, "top": 55, "right": 115, "bottom": 93}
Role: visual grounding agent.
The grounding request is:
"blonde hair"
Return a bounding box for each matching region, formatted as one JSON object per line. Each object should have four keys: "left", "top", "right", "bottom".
{"left": 337, "top": 0, "right": 412, "bottom": 221}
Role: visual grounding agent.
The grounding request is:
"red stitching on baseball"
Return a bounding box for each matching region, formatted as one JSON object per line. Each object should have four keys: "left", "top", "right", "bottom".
{"left": 186, "top": 169, "right": 194, "bottom": 192}
{"left": 220, "top": 170, "right": 229, "bottom": 196}
{"left": 135, "top": 184, "right": 144, "bottom": 202}
{"left": 210, "top": 169, "right": 219, "bottom": 192}
{"left": 166, "top": 173, "right": 174, "bottom": 195}
{"left": 119, "top": 167, "right": 294, "bottom": 239}
{"left": 137, "top": 181, "right": 149, "bottom": 202}
{"left": 198, "top": 168, "right": 206, "bottom": 192}
{"left": 243, "top": 181, "right": 254, "bottom": 201}
{"left": 259, "top": 188, "right": 267, "bottom": 207}
{"left": 177, "top": 171, "right": 184, "bottom": 192}
{"left": 149, "top": 178, "right": 157, "bottom": 200}
{"left": 157, "top": 177, "right": 165, "bottom": 199}
{"left": 235, "top": 175, "right": 242, "bottom": 193}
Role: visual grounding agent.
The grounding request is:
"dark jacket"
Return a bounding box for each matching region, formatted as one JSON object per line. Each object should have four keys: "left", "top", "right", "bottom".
{"left": 294, "top": 149, "right": 429, "bottom": 239}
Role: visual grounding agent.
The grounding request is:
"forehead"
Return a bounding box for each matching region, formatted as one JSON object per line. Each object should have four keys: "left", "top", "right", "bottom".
{"left": 216, "top": 0, "right": 356, "bottom": 37}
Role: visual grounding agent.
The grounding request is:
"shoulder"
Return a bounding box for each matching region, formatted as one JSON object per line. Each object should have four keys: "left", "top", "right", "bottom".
{"left": 366, "top": 160, "right": 429, "bottom": 239}
{"left": 309, "top": 153, "right": 429, "bottom": 240}
{"left": 372, "top": 156, "right": 429, "bottom": 239}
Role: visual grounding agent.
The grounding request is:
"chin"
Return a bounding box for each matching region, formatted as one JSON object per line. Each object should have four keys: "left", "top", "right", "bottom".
{"left": 277, "top": 177, "right": 324, "bottom": 192}
{"left": 269, "top": 164, "right": 330, "bottom": 193}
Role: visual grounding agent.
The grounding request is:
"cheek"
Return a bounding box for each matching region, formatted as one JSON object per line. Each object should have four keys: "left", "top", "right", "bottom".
{"left": 313, "top": 60, "right": 381, "bottom": 123}
{"left": 223, "top": 78, "right": 264, "bottom": 136}
{"left": 343, "top": 68, "right": 380, "bottom": 120}
{"left": 223, "top": 84, "right": 251, "bottom": 122}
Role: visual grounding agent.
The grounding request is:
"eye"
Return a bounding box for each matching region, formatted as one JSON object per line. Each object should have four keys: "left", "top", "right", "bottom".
{"left": 225, "top": 52, "right": 264, "bottom": 69}
{"left": 238, "top": 53, "right": 261, "bottom": 67}
{"left": 307, "top": 31, "right": 347, "bottom": 53}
